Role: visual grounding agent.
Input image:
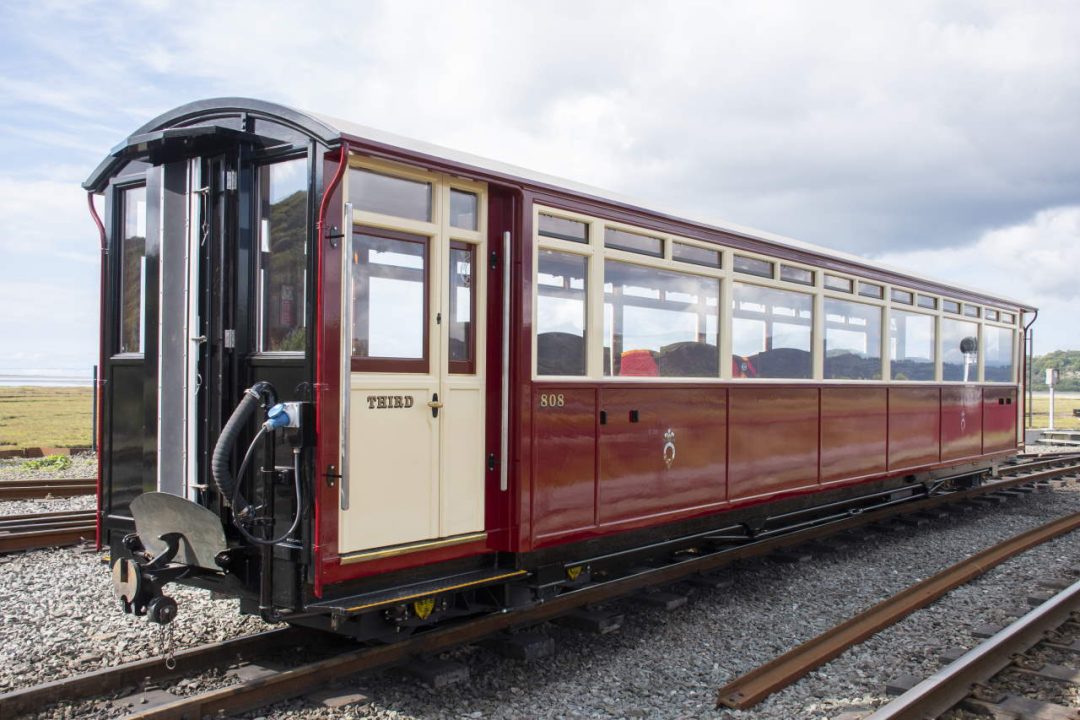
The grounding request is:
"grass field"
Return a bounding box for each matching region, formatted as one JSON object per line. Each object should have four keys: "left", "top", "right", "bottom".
{"left": 0, "top": 386, "right": 93, "bottom": 451}
{"left": 1028, "top": 394, "right": 1080, "bottom": 430}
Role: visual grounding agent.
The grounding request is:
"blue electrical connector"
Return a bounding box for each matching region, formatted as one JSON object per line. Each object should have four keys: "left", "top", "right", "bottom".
{"left": 264, "top": 402, "right": 301, "bottom": 430}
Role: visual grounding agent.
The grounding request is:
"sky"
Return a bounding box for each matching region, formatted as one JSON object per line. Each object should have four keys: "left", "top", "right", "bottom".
{"left": 1, "top": 0, "right": 1078, "bottom": 375}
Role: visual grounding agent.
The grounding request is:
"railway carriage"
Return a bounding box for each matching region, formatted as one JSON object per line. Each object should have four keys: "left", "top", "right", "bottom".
{"left": 85, "top": 98, "right": 1033, "bottom": 637}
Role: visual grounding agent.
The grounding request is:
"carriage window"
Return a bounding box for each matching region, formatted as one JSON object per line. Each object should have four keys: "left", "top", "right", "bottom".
{"left": 731, "top": 283, "right": 812, "bottom": 379}
{"left": 780, "top": 265, "right": 814, "bottom": 286}
{"left": 448, "top": 244, "right": 475, "bottom": 373}
{"left": 672, "top": 242, "right": 721, "bottom": 268}
{"left": 539, "top": 214, "right": 587, "bottom": 243}
{"left": 917, "top": 295, "right": 937, "bottom": 310}
{"left": 349, "top": 168, "right": 431, "bottom": 222}
{"left": 118, "top": 186, "right": 147, "bottom": 354}
{"left": 450, "top": 189, "right": 478, "bottom": 230}
{"left": 859, "top": 282, "right": 884, "bottom": 299}
{"left": 890, "top": 310, "right": 935, "bottom": 381}
{"left": 891, "top": 288, "right": 914, "bottom": 305}
{"left": 984, "top": 326, "right": 1014, "bottom": 382}
{"left": 943, "top": 299, "right": 961, "bottom": 314}
{"left": 985, "top": 309, "right": 1000, "bottom": 322}
{"left": 942, "top": 318, "right": 979, "bottom": 382}
{"left": 1002, "top": 312, "right": 1015, "bottom": 324}
{"left": 733, "top": 255, "right": 774, "bottom": 278}
{"left": 351, "top": 231, "right": 428, "bottom": 371}
{"left": 537, "top": 250, "right": 587, "bottom": 375}
{"left": 603, "top": 262, "right": 719, "bottom": 377}
{"left": 604, "top": 227, "right": 663, "bottom": 257}
{"left": 825, "top": 274, "right": 853, "bottom": 293}
{"left": 824, "top": 299, "right": 882, "bottom": 380}
{"left": 963, "top": 304, "right": 980, "bottom": 318}
{"left": 258, "top": 158, "right": 308, "bottom": 352}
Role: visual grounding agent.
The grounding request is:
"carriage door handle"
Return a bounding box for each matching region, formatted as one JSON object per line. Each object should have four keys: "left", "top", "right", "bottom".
{"left": 427, "top": 393, "right": 443, "bottom": 418}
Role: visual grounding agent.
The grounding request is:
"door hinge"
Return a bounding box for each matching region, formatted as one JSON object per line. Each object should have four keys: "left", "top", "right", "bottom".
{"left": 225, "top": 170, "right": 237, "bottom": 191}
{"left": 489, "top": 250, "right": 498, "bottom": 270}
{"left": 223, "top": 329, "right": 235, "bottom": 349}
{"left": 488, "top": 453, "right": 497, "bottom": 472}
{"left": 324, "top": 464, "right": 341, "bottom": 488}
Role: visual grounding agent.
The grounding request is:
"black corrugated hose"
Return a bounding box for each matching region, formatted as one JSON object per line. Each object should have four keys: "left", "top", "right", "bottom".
{"left": 211, "top": 381, "right": 277, "bottom": 509}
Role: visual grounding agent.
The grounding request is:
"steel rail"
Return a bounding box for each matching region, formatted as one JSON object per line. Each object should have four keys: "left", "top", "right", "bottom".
{"left": 0, "top": 627, "right": 305, "bottom": 718}
{"left": 0, "top": 477, "right": 96, "bottom": 500}
{"left": 0, "top": 510, "right": 97, "bottom": 553}
{"left": 0, "top": 526, "right": 95, "bottom": 553}
{"left": 715, "top": 509, "right": 1080, "bottom": 710}
{"left": 865, "top": 578, "right": 1080, "bottom": 720}
{"left": 123, "top": 464, "right": 1080, "bottom": 720}
{"left": 999, "top": 453, "right": 1080, "bottom": 476}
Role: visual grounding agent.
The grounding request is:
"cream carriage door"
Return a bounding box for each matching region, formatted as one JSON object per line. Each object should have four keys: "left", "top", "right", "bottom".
{"left": 339, "top": 168, "right": 486, "bottom": 555}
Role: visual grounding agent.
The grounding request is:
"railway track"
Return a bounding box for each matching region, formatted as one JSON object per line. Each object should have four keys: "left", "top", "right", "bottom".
{"left": 0, "top": 509, "right": 96, "bottom": 553}
{"left": 0, "top": 477, "right": 95, "bottom": 501}
{"left": 1, "top": 453, "right": 1078, "bottom": 719}
{"left": 869, "top": 577, "right": 1080, "bottom": 719}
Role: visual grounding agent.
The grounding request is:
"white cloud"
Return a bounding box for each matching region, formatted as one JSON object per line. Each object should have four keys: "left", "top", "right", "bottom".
{"left": 876, "top": 205, "right": 1080, "bottom": 352}
{"left": 2, "top": 0, "right": 1080, "bottom": 362}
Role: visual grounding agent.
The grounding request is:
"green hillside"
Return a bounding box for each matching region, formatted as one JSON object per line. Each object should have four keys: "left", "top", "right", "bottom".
{"left": 1031, "top": 350, "right": 1080, "bottom": 391}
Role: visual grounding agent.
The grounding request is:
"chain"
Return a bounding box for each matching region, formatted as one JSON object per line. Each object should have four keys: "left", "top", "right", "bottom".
{"left": 158, "top": 621, "right": 177, "bottom": 671}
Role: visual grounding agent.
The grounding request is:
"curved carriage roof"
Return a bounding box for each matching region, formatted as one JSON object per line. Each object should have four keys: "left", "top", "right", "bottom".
{"left": 85, "top": 97, "right": 1033, "bottom": 311}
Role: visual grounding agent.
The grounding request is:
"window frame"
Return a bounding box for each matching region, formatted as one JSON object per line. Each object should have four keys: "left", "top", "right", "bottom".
{"left": 114, "top": 181, "right": 148, "bottom": 358}
{"left": 447, "top": 240, "right": 477, "bottom": 375}
{"left": 349, "top": 225, "right": 432, "bottom": 374}
{"left": 255, "top": 153, "right": 311, "bottom": 355}
{"left": 530, "top": 203, "right": 1022, "bottom": 386}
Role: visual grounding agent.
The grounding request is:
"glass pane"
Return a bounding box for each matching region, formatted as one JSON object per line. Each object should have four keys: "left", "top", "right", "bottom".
{"left": 824, "top": 299, "right": 882, "bottom": 380}
{"left": 731, "top": 283, "right": 813, "bottom": 379}
{"left": 450, "top": 189, "right": 478, "bottom": 230}
{"left": 604, "top": 261, "right": 719, "bottom": 377}
{"left": 890, "top": 309, "right": 935, "bottom": 381}
{"left": 352, "top": 233, "right": 427, "bottom": 361}
{"left": 538, "top": 213, "right": 587, "bottom": 243}
{"left": 119, "top": 186, "right": 146, "bottom": 354}
{"left": 672, "top": 242, "right": 721, "bottom": 268}
{"left": 942, "top": 317, "right": 979, "bottom": 381}
{"left": 917, "top": 295, "right": 937, "bottom": 309}
{"left": 891, "top": 288, "right": 914, "bottom": 305}
{"left": 825, "top": 274, "right": 853, "bottom": 293}
{"left": 259, "top": 158, "right": 308, "bottom": 351}
{"left": 963, "top": 304, "right": 980, "bottom": 318}
{"left": 537, "top": 250, "right": 587, "bottom": 375}
{"left": 604, "top": 227, "right": 662, "bottom": 257}
{"left": 733, "top": 255, "right": 774, "bottom": 278}
{"left": 349, "top": 168, "right": 431, "bottom": 221}
{"left": 780, "top": 265, "right": 814, "bottom": 285}
{"left": 448, "top": 246, "right": 474, "bottom": 370}
{"left": 859, "top": 282, "right": 884, "bottom": 299}
{"left": 984, "top": 326, "right": 1014, "bottom": 382}
{"left": 1002, "top": 312, "right": 1015, "bottom": 324}
{"left": 985, "top": 309, "right": 999, "bottom": 322}
{"left": 943, "top": 299, "right": 961, "bottom": 314}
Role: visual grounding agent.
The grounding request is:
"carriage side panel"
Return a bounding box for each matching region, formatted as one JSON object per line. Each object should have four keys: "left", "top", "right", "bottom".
{"left": 820, "top": 386, "right": 888, "bottom": 484}
{"left": 888, "top": 387, "right": 941, "bottom": 469}
{"left": 941, "top": 385, "right": 983, "bottom": 460}
{"left": 597, "top": 387, "right": 727, "bottom": 525}
{"left": 531, "top": 386, "right": 598, "bottom": 541}
{"left": 982, "top": 387, "right": 1018, "bottom": 454}
{"left": 728, "top": 387, "right": 818, "bottom": 501}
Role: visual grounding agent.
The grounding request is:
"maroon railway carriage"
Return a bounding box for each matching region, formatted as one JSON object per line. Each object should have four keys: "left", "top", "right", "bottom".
{"left": 85, "top": 98, "right": 1032, "bottom": 637}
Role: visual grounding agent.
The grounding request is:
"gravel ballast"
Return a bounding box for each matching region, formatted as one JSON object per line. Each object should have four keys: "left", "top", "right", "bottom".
{"left": 1, "top": 478, "right": 1078, "bottom": 719}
